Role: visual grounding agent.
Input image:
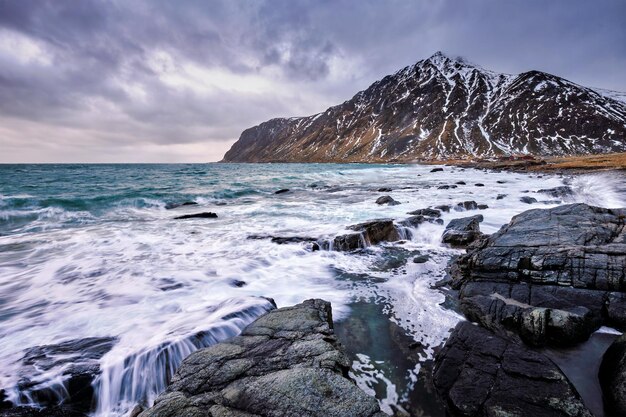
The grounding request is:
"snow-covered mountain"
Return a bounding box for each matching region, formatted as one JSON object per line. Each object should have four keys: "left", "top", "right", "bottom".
{"left": 222, "top": 52, "right": 626, "bottom": 162}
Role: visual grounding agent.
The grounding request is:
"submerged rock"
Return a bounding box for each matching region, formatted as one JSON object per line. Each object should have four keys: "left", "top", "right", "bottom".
{"left": 375, "top": 195, "right": 400, "bottom": 206}
{"left": 520, "top": 196, "right": 538, "bottom": 204}
{"left": 433, "top": 322, "right": 592, "bottom": 417}
{"left": 441, "top": 215, "right": 484, "bottom": 247}
{"left": 406, "top": 208, "right": 441, "bottom": 218}
{"left": 377, "top": 187, "right": 392, "bottom": 192}
{"left": 599, "top": 332, "right": 626, "bottom": 416}
{"left": 399, "top": 215, "right": 444, "bottom": 228}
{"left": 173, "top": 212, "right": 218, "bottom": 220}
{"left": 274, "top": 189, "right": 290, "bottom": 194}
{"left": 138, "top": 299, "right": 385, "bottom": 417}
{"left": 413, "top": 255, "right": 430, "bottom": 264}
{"left": 537, "top": 186, "right": 574, "bottom": 198}
{"left": 434, "top": 204, "right": 451, "bottom": 213}
{"left": 14, "top": 337, "right": 117, "bottom": 413}
{"left": 165, "top": 201, "right": 198, "bottom": 210}
{"left": 454, "top": 204, "right": 626, "bottom": 346}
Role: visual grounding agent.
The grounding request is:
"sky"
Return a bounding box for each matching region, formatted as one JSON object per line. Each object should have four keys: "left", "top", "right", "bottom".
{"left": 1, "top": 0, "right": 625, "bottom": 163}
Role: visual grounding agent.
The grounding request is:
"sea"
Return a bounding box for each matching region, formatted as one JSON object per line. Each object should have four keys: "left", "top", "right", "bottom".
{"left": 0, "top": 163, "right": 624, "bottom": 417}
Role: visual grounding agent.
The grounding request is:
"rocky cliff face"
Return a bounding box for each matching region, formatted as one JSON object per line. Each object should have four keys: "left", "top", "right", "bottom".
{"left": 222, "top": 52, "right": 626, "bottom": 162}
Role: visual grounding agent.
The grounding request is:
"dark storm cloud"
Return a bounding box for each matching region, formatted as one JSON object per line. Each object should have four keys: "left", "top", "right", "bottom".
{"left": 0, "top": 0, "right": 624, "bottom": 162}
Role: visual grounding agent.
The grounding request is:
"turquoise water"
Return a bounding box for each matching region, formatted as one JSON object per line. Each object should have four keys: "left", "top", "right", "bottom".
{"left": 0, "top": 163, "right": 624, "bottom": 416}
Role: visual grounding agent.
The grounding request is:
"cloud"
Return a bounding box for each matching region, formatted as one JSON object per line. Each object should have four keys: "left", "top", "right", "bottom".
{"left": 0, "top": 0, "right": 624, "bottom": 162}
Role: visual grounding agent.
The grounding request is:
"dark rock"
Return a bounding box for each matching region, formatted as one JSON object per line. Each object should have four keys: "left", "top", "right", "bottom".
{"left": 0, "top": 405, "right": 87, "bottom": 416}
{"left": 537, "top": 186, "right": 574, "bottom": 198}
{"left": 229, "top": 280, "right": 247, "bottom": 288}
{"left": 455, "top": 181, "right": 466, "bottom": 185}
{"left": 399, "top": 215, "right": 444, "bottom": 228}
{"left": 455, "top": 201, "right": 478, "bottom": 211}
{"left": 438, "top": 185, "right": 457, "bottom": 190}
{"left": 433, "top": 322, "right": 592, "bottom": 417}
{"left": 377, "top": 187, "right": 392, "bottom": 192}
{"left": 165, "top": 201, "right": 198, "bottom": 210}
{"left": 497, "top": 180, "right": 507, "bottom": 184}
{"left": 442, "top": 215, "right": 484, "bottom": 247}
{"left": 375, "top": 195, "right": 400, "bottom": 206}
{"left": 138, "top": 299, "right": 385, "bottom": 417}
{"left": 520, "top": 196, "right": 538, "bottom": 204}
{"left": 599, "top": 333, "right": 626, "bottom": 416}
{"left": 407, "top": 208, "right": 441, "bottom": 218}
{"left": 329, "top": 219, "right": 401, "bottom": 251}
{"left": 496, "top": 194, "right": 507, "bottom": 200}
{"left": 413, "top": 255, "right": 430, "bottom": 264}
{"left": 15, "top": 337, "right": 117, "bottom": 413}
{"left": 435, "top": 204, "right": 451, "bottom": 213}
{"left": 173, "top": 212, "right": 218, "bottom": 220}
{"left": 274, "top": 189, "right": 290, "bottom": 194}
{"left": 474, "top": 183, "right": 484, "bottom": 187}
{"left": 454, "top": 203, "right": 626, "bottom": 346}
{"left": 477, "top": 204, "right": 489, "bottom": 210}
{"left": 129, "top": 405, "right": 144, "bottom": 417}
{"left": 430, "top": 168, "right": 444, "bottom": 172}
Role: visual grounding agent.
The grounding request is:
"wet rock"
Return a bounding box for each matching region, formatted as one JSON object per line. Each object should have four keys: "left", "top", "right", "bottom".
{"left": 520, "top": 196, "right": 537, "bottom": 204}
{"left": 407, "top": 208, "right": 441, "bottom": 218}
{"left": 441, "top": 215, "right": 484, "bottom": 247}
{"left": 455, "top": 181, "right": 466, "bottom": 185}
{"left": 474, "top": 183, "right": 484, "bottom": 187}
{"left": 377, "top": 187, "right": 392, "bottom": 192}
{"left": 430, "top": 168, "right": 444, "bottom": 172}
{"left": 537, "top": 186, "right": 574, "bottom": 198}
{"left": 399, "top": 215, "right": 443, "bottom": 228}
{"left": 599, "top": 332, "right": 626, "bottom": 416}
{"left": 16, "top": 337, "right": 117, "bottom": 412}
{"left": 497, "top": 180, "right": 507, "bottom": 184}
{"left": 454, "top": 204, "right": 626, "bottom": 346}
{"left": 173, "top": 212, "right": 218, "bottom": 220}
{"left": 375, "top": 195, "right": 400, "bottom": 206}
{"left": 496, "top": 194, "right": 507, "bottom": 200}
{"left": 274, "top": 189, "right": 290, "bottom": 194}
{"left": 433, "top": 321, "right": 592, "bottom": 417}
{"left": 0, "top": 405, "right": 87, "bottom": 416}
{"left": 435, "top": 204, "right": 451, "bottom": 213}
{"left": 229, "top": 280, "right": 247, "bottom": 288}
{"left": 477, "top": 204, "right": 489, "bottom": 210}
{"left": 455, "top": 201, "right": 478, "bottom": 211}
{"left": 413, "top": 255, "right": 430, "bottom": 264}
{"left": 165, "top": 201, "right": 198, "bottom": 210}
{"left": 331, "top": 233, "right": 364, "bottom": 251}
{"left": 138, "top": 299, "right": 385, "bottom": 417}
{"left": 328, "top": 219, "right": 401, "bottom": 251}
{"left": 438, "top": 185, "right": 457, "bottom": 190}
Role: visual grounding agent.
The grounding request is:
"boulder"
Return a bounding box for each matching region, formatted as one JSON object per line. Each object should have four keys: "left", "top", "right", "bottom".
{"left": 455, "top": 201, "right": 478, "bottom": 211}
{"left": 375, "top": 195, "right": 400, "bottom": 206}
{"left": 413, "top": 255, "right": 430, "bottom": 264}
{"left": 456, "top": 181, "right": 466, "bottom": 185}
{"left": 433, "top": 322, "right": 592, "bottom": 417}
{"left": 496, "top": 194, "right": 507, "bottom": 200}
{"left": 442, "top": 215, "right": 484, "bottom": 247}
{"left": 173, "top": 212, "right": 218, "bottom": 220}
{"left": 435, "top": 204, "right": 451, "bottom": 213}
{"left": 454, "top": 204, "right": 626, "bottom": 346}
{"left": 599, "top": 333, "right": 626, "bottom": 416}
{"left": 377, "top": 187, "right": 392, "bottom": 192}
{"left": 138, "top": 299, "right": 385, "bottom": 417}
{"left": 438, "top": 185, "right": 457, "bottom": 190}
{"left": 430, "top": 168, "right": 444, "bottom": 172}
{"left": 274, "top": 189, "right": 290, "bottom": 194}
{"left": 474, "top": 183, "right": 485, "bottom": 187}
{"left": 327, "top": 219, "right": 401, "bottom": 251}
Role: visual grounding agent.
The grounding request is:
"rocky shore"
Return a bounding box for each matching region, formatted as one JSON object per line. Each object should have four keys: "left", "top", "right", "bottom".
{"left": 434, "top": 203, "right": 626, "bottom": 416}
{"left": 137, "top": 299, "right": 385, "bottom": 417}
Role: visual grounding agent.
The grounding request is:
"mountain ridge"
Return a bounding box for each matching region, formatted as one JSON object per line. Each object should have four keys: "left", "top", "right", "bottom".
{"left": 222, "top": 52, "right": 626, "bottom": 162}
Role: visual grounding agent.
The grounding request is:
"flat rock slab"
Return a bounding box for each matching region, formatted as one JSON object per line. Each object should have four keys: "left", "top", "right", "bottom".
{"left": 139, "top": 299, "right": 385, "bottom": 417}
{"left": 454, "top": 203, "right": 626, "bottom": 345}
{"left": 433, "top": 321, "right": 591, "bottom": 417}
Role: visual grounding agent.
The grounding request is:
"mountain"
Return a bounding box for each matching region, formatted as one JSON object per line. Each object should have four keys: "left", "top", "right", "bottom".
{"left": 222, "top": 52, "right": 626, "bottom": 163}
